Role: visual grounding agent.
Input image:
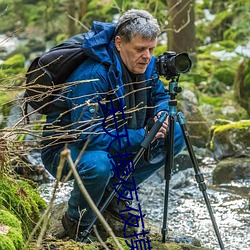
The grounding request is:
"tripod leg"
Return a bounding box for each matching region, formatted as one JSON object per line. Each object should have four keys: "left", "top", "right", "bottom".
{"left": 177, "top": 112, "right": 225, "bottom": 250}
{"left": 162, "top": 114, "right": 175, "bottom": 243}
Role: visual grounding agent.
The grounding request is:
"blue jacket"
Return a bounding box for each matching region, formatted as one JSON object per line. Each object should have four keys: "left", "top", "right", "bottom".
{"left": 44, "top": 21, "right": 170, "bottom": 154}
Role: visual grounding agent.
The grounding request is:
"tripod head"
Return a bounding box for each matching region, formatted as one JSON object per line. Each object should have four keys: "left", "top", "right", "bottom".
{"left": 168, "top": 76, "right": 182, "bottom": 100}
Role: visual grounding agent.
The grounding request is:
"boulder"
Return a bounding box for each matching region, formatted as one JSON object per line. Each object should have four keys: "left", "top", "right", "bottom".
{"left": 213, "top": 157, "right": 250, "bottom": 184}
{"left": 179, "top": 100, "right": 211, "bottom": 148}
{"left": 209, "top": 119, "right": 250, "bottom": 160}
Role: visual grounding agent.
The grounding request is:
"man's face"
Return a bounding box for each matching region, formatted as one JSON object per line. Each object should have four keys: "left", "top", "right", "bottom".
{"left": 115, "top": 35, "right": 157, "bottom": 74}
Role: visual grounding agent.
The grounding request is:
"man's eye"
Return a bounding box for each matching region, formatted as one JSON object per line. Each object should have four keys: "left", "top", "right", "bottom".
{"left": 136, "top": 48, "right": 144, "bottom": 52}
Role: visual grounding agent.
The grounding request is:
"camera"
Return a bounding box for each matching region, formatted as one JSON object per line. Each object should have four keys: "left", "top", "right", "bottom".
{"left": 156, "top": 51, "right": 192, "bottom": 79}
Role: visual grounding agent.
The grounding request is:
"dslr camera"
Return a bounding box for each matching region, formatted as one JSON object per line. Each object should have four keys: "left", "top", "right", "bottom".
{"left": 156, "top": 51, "right": 192, "bottom": 79}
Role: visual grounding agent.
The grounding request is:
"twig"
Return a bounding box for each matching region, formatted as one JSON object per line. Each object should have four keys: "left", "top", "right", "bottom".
{"left": 68, "top": 14, "right": 89, "bottom": 31}
{"left": 22, "top": 154, "right": 66, "bottom": 249}
{"left": 61, "top": 148, "right": 123, "bottom": 250}
{"left": 93, "top": 225, "right": 110, "bottom": 250}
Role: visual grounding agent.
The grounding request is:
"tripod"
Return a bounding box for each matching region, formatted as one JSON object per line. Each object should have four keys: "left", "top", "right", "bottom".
{"left": 161, "top": 77, "right": 225, "bottom": 249}
{"left": 82, "top": 77, "right": 225, "bottom": 250}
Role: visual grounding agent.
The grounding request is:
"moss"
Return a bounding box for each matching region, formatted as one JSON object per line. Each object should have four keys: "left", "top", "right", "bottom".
{"left": 199, "top": 95, "right": 224, "bottom": 107}
{"left": 0, "top": 209, "right": 21, "bottom": 229}
{"left": 1, "top": 54, "right": 25, "bottom": 69}
{"left": 0, "top": 174, "right": 47, "bottom": 239}
{"left": 213, "top": 67, "right": 235, "bottom": 86}
{"left": 0, "top": 209, "right": 24, "bottom": 249}
{"left": 105, "top": 237, "right": 209, "bottom": 250}
{"left": 235, "top": 57, "right": 250, "bottom": 115}
{"left": 7, "top": 228, "right": 24, "bottom": 249}
{"left": 0, "top": 235, "right": 16, "bottom": 250}
{"left": 213, "top": 120, "right": 250, "bottom": 133}
{"left": 209, "top": 120, "right": 250, "bottom": 151}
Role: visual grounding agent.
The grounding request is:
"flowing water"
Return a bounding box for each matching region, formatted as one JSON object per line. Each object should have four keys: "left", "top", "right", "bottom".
{"left": 137, "top": 157, "right": 250, "bottom": 250}
{"left": 38, "top": 156, "right": 250, "bottom": 250}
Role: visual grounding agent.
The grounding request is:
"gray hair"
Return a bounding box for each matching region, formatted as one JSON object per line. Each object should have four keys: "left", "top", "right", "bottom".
{"left": 115, "top": 9, "right": 160, "bottom": 43}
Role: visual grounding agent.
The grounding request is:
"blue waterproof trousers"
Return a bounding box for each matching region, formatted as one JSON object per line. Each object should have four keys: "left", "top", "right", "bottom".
{"left": 41, "top": 122, "right": 185, "bottom": 226}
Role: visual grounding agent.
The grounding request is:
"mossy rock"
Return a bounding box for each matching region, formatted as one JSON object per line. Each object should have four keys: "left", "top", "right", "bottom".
{"left": 0, "top": 209, "right": 24, "bottom": 250}
{"left": 0, "top": 174, "right": 47, "bottom": 239}
{"left": 209, "top": 120, "right": 250, "bottom": 160}
{"left": 199, "top": 92, "right": 248, "bottom": 122}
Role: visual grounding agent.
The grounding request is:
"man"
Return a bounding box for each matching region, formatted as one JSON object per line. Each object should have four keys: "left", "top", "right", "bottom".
{"left": 41, "top": 9, "right": 185, "bottom": 241}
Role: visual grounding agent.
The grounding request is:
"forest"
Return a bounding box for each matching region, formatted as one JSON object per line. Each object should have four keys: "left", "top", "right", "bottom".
{"left": 0, "top": 0, "right": 250, "bottom": 121}
{"left": 0, "top": 0, "right": 250, "bottom": 250}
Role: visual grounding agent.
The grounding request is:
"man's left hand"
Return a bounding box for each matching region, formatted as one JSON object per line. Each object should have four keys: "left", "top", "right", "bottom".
{"left": 154, "top": 112, "right": 169, "bottom": 139}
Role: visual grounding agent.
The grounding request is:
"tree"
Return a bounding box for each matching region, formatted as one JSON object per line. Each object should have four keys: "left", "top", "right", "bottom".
{"left": 166, "top": 0, "right": 196, "bottom": 62}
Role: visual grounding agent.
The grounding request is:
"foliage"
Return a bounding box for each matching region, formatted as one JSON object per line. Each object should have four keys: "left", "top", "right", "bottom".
{"left": 234, "top": 57, "right": 250, "bottom": 115}
{"left": 0, "top": 174, "right": 47, "bottom": 239}
{"left": 197, "top": 0, "right": 250, "bottom": 46}
{"left": 0, "top": 209, "right": 24, "bottom": 250}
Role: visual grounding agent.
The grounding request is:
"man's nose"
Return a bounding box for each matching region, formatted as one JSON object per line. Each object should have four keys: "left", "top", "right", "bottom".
{"left": 142, "top": 49, "right": 151, "bottom": 59}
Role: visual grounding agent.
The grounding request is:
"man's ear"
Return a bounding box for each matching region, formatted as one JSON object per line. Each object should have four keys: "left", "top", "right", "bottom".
{"left": 115, "top": 36, "right": 122, "bottom": 51}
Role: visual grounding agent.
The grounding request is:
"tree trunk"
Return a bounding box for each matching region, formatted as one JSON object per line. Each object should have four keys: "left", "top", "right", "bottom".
{"left": 78, "top": 0, "right": 88, "bottom": 20}
{"left": 67, "top": 0, "right": 76, "bottom": 36}
{"left": 167, "top": 0, "right": 196, "bottom": 62}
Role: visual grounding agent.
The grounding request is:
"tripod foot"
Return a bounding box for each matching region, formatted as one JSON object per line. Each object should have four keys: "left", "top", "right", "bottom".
{"left": 161, "top": 227, "right": 168, "bottom": 243}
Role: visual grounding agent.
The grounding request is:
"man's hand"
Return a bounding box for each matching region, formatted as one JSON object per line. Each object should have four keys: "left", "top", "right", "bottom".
{"left": 154, "top": 111, "right": 169, "bottom": 139}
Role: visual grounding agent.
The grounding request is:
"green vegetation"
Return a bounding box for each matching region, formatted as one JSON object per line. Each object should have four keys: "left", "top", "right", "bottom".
{"left": 209, "top": 120, "right": 250, "bottom": 151}
{"left": 0, "top": 209, "right": 24, "bottom": 250}
{"left": 0, "top": 174, "right": 47, "bottom": 240}
{"left": 0, "top": 0, "right": 249, "bottom": 121}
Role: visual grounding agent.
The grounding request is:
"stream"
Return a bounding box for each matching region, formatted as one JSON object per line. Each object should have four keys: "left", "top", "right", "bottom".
{"left": 38, "top": 155, "right": 250, "bottom": 250}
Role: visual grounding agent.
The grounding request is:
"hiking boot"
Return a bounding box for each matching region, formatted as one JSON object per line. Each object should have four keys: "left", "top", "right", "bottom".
{"left": 100, "top": 195, "right": 143, "bottom": 238}
{"left": 100, "top": 191, "right": 140, "bottom": 223}
{"left": 105, "top": 196, "right": 133, "bottom": 221}
{"left": 61, "top": 213, "right": 97, "bottom": 242}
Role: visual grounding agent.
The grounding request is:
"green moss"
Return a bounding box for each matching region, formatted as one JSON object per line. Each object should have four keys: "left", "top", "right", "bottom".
{"left": 235, "top": 57, "right": 250, "bottom": 115}
{"left": 213, "top": 67, "right": 235, "bottom": 86}
{"left": 0, "top": 209, "right": 21, "bottom": 229}
{"left": 217, "top": 40, "right": 237, "bottom": 51}
{"left": 0, "top": 209, "right": 24, "bottom": 249}
{"left": 199, "top": 95, "right": 224, "bottom": 107}
{"left": 0, "top": 235, "right": 16, "bottom": 250}
{"left": 1, "top": 54, "right": 25, "bottom": 69}
{"left": 7, "top": 228, "right": 24, "bottom": 249}
{"left": 0, "top": 175, "right": 47, "bottom": 239}
{"left": 209, "top": 120, "right": 250, "bottom": 150}
{"left": 213, "top": 120, "right": 250, "bottom": 133}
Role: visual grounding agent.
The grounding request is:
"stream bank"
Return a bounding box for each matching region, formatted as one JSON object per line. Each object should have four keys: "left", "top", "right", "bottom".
{"left": 38, "top": 152, "right": 250, "bottom": 250}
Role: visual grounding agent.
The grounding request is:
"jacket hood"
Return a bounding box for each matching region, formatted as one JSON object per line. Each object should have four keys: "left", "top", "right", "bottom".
{"left": 82, "top": 21, "right": 116, "bottom": 65}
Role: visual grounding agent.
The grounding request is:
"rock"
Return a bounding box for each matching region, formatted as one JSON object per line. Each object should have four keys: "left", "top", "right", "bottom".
{"left": 170, "top": 168, "right": 193, "bottom": 189}
{"left": 209, "top": 120, "right": 250, "bottom": 160}
{"left": 179, "top": 100, "right": 211, "bottom": 148}
{"left": 213, "top": 157, "right": 250, "bottom": 184}
{"left": 45, "top": 202, "right": 212, "bottom": 250}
